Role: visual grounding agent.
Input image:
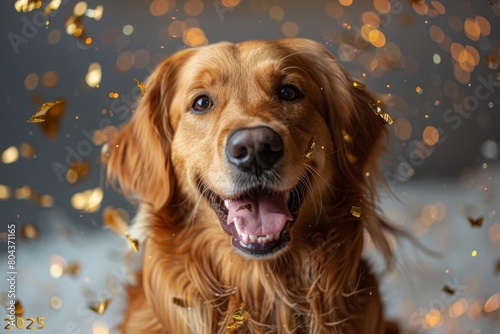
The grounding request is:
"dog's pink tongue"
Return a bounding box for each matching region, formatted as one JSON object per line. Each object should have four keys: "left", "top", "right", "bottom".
{"left": 226, "top": 193, "right": 292, "bottom": 236}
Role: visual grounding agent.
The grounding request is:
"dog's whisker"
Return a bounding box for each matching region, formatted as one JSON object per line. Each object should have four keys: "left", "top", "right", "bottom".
{"left": 281, "top": 65, "right": 312, "bottom": 82}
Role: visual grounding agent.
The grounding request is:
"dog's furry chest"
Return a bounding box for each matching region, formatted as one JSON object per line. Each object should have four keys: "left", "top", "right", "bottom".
{"left": 128, "top": 226, "right": 382, "bottom": 334}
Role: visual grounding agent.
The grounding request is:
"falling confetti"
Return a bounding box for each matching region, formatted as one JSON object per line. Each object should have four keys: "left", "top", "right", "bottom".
{"left": 350, "top": 206, "right": 362, "bottom": 218}
{"left": 125, "top": 232, "right": 139, "bottom": 252}
{"left": 66, "top": 162, "right": 91, "bottom": 185}
{"left": 303, "top": 137, "right": 315, "bottom": 160}
{"left": 227, "top": 304, "right": 250, "bottom": 331}
{"left": 44, "top": 0, "right": 62, "bottom": 14}
{"left": 27, "top": 99, "right": 64, "bottom": 123}
{"left": 65, "top": 15, "right": 86, "bottom": 40}
{"left": 352, "top": 80, "right": 366, "bottom": 90}
{"left": 65, "top": 260, "right": 81, "bottom": 277}
{"left": 368, "top": 101, "right": 393, "bottom": 125}
{"left": 346, "top": 152, "right": 357, "bottom": 164}
{"left": 14, "top": 0, "right": 41, "bottom": 12}
{"left": 71, "top": 187, "right": 103, "bottom": 212}
{"left": 172, "top": 297, "right": 187, "bottom": 308}
{"left": 236, "top": 203, "right": 252, "bottom": 212}
{"left": 342, "top": 130, "right": 353, "bottom": 143}
{"left": 20, "top": 223, "right": 39, "bottom": 240}
{"left": 442, "top": 285, "right": 456, "bottom": 295}
{"left": 134, "top": 78, "right": 146, "bottom": 97}
{"left": 88, "top": 298, "right": 111, "bottom": 315}
{"left": 468, "top": 216, "right": 484, "bottom": 228}
{"left": 1, "top": 146, "right": 19, "bottom": 164}
{"left": 14, "top": 185, "right": 54, "bottom": 208}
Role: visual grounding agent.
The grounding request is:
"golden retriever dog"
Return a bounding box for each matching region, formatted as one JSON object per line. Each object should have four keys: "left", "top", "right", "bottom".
{"left": 107, "top": 38, "right": 398, "bottom": 333}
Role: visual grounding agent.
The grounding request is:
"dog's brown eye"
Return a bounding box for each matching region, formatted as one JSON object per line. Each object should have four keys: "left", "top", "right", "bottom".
{"left": 191, "top": 96, "right": 214, "bottom": 113}
{"left": 278, "top": 85, "right": 301, "bottom": 101}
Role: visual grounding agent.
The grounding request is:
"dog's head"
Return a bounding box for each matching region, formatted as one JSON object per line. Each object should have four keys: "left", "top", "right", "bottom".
{"left": 108, "top": 38, "right": 388, "bottom": 260}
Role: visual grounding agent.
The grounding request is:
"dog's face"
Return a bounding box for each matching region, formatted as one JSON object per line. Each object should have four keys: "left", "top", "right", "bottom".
{"left": 108, "top": 38, "right": 387, "bottom": 260}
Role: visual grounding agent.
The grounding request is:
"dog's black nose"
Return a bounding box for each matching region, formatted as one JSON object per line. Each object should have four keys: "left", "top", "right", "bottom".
{"left": 226, "top": 126, "right": 283, "bottom": 174}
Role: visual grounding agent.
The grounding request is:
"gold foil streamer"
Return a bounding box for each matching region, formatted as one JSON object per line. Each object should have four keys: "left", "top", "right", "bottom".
{"left": 134, "top": 78, "right": 146, "bottom": 97}
{"left": 368, "top": 101, "right": 393, "bottom": 125}
{"left": 227, "top": 304, "right": 249, "bottom": 331}
{"left": 125, "top": 232, "right": 139, "bottom": 252}
{"left": 27, "top": 99, "right": 64, "bottom": 123}
{"left": 350, "top": 206, "right": 362, "bottom": 218}
{"left": 352, "top": 81, "right": 366, "bottom": 90}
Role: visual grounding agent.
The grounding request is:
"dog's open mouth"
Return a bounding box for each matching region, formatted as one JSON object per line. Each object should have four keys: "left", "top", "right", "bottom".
{"left": 205, "top": 183, "right": 306, "bottom": 258}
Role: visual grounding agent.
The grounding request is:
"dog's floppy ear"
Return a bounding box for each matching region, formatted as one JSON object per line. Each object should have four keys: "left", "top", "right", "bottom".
{"left": 279, "top": 38, "right": 393, "bottom": 261}
{"left": 107, "top": 49, "right": 194, "bottom": 211}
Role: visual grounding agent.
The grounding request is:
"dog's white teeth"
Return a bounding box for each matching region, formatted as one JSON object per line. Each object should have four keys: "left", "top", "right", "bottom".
{"left": 224, "top": 199, "right": 231, "bottom": 208}
{"left": 266, "top": 234, "right": 273, "bottom": 239}
{"left": 249, "top": 234, "right": 257, "bottom": 242}
{"left": 241, "top": 233, "right": 249, "bottom": 243}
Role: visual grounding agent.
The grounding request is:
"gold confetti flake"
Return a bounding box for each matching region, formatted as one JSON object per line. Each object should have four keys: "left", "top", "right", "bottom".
{"left": 66, "top": 161, "right": 90, "bottom": 185}
{"left": 125, "top": 232, "right": 139, "bottom": 252}
{"left": 65, "top": 15, "right": 86, "bottom": 40}
{"left": 27, "top": 99, "right": 64, "bottom": 123}
{"left": 65, "top": 260, "right": 81, "bottom": 277}
{"left": 442, "top": 285, "right": 456, "bottom": 295}
{"left": 172, "top": 297, "right": 187, "bottom": 308}
{"left": 85, "top": 62, "right": 102, "bottom": 88}
{"left": 1, "top": 298, "right": 26, "bottom": 316}
{"left": 134, "top": 78, "right": 146, "bottom": 97}
{"left": 0, "top": 184, "right": 11, "bottom": 200}
{"left": 1, "top": 146, "right": 19, "bottom": 164}
{"left": 236, "top": 203, "right": 252, "bottom": 212}
{"left": 346, "top": 152, "right": 357, "bottom": 164}
{"left": 350, "top": 206, "right": 362, "bottom": 218}
{"left": 20, "top": 223, "right": 39, "bottom": 240}
{"left": 88, "top": 298, "right": 111, "bottom": 315}
{"left": 14, "top": 300, "right": 24, "bottom": 316}
{"left": 484, "top": 54, "right": 499, "bottom": 70}
{"left": 20, "top": 142, "right": 36, "bottom": 160}
{"left": 227, "top": 304, "right": 249, "bottom": 331}
{"left": 352, "top": 81, "right": 366, "bottom": 90}
{"left": 342, "top": 130, "right": 352, "bottom": 143}
{"left": 468, "top": 216, "right": 483, "bottom": 228}
{"left": 14, "top": 185, "right": 54, "bottom": 207}
{"left": 368, "top": 101, "right": 393, "bottom": 125}
{"left": 44, "top": 0, "right": 61, "bottom": 14}
{"left": 303, "top": 137, "right": 315, "bottom": 160}
{"left": 14, "top": 0, "right": 41, "bottom": 12}
{"left": 71, "top": 187, "right": 103, "bottom": 212}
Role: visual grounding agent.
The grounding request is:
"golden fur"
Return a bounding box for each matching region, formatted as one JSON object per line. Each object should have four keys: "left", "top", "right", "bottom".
{"left": 107, "top": 38, "right": 398, "bottom": 333}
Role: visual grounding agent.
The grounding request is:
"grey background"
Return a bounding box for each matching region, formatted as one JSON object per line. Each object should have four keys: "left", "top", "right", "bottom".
{"left": 0, "top": 0, "right": 499, "bottom": 333}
